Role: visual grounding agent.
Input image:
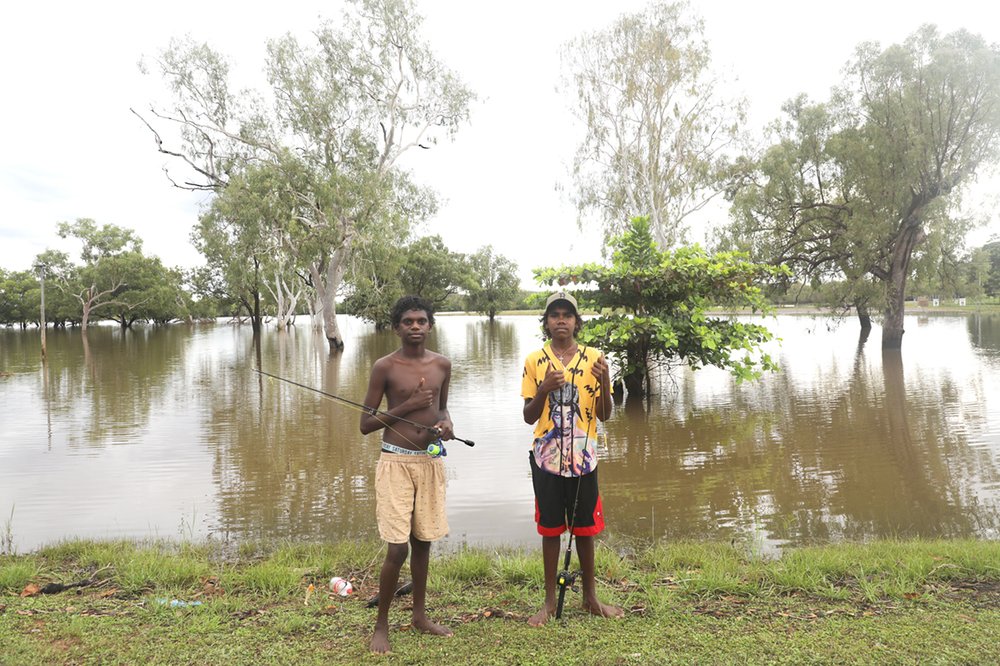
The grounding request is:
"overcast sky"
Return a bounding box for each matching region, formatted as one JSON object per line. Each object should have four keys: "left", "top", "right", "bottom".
{"left": 2, "top": 0, "right": 998, "bottom": 288}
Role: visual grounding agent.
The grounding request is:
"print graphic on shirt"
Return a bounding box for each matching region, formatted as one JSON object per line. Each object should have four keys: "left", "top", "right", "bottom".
{"left": 534, "top": 382, "right": 594, "bottom": 477}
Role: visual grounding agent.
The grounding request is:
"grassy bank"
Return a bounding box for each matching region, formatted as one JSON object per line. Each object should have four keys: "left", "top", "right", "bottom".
{"left": 3, "top": 538, "right": 1000, "bottom": 664}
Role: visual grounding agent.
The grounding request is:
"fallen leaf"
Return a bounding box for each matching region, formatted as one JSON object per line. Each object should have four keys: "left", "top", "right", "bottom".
{"left": 903, "top": 592, "right": 920, "bottom": 600}
{"left": 98, "top": 588, "right": 118, "bottom": 598}
{"left": 20, "top": 584, "right": 41, "bottom": 597}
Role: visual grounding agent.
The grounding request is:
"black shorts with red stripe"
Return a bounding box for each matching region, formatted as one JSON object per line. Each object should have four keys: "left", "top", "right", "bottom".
{"left": 529, "top": 452, "right": 605, "bottom": 537}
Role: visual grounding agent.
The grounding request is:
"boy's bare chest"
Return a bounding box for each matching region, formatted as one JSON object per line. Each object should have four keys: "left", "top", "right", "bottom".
{"left": 385, "top": 360, "right": 445, "bottom": 401}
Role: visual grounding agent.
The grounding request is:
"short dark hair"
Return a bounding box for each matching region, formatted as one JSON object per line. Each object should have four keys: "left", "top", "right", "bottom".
{"left": 391, "top": 295, "right": 435, "bottom": 328}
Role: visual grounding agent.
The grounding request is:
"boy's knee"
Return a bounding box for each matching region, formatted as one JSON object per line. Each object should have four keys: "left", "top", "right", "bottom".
{"left": 385, "top": 542, "right": 409, "bottom": 567}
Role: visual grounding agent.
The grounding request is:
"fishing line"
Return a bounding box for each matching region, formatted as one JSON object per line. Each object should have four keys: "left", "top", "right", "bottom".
{"left": 252, "top": 368, "right": 475, "bottom": 448}
{"left": 552, "top": 345, "right": 589, "bottom": 620}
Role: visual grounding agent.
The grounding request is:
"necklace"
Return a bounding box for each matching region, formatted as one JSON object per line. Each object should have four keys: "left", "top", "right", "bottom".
{"left": 551, "top": 343, "right": 577, "bottom": 364}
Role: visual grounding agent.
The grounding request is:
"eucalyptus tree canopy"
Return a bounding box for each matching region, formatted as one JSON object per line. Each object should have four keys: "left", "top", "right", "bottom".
{"left": 983, "top": 241, "right": 1000, "bottom": 297}
{"left": 465, "top": 245, "right": 520, "bottom": 322}
{"left": 399, "top": 235, "right": 471, "bottom": 308}
{"left": 56, "top": 220, "right": 160, "bottom": 331}
{"left": 535, "top": 217, "right": 788, "bottom": 399}
{"left": 194, "top": 162, "right": 300, "bottom": 333}
{"left": 562, "top": 1, "right": 744, "bottom": 249}
{"left": 345, "top": 233, "right": 469, "bottom": 329}
{"left": 136, "top": 0, "right": 474, "bottom": 350}
{"left": 726, "top": 26, "right": 1000, "bottom": 349}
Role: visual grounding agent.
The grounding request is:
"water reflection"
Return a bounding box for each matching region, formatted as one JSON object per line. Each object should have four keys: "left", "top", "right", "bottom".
{"left": 2, "top": 314, "right": 1000, "bottom": 553}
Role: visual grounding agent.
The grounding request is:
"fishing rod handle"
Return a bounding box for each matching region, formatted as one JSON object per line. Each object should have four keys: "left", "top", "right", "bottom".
{"left": 429, "top": 427, "right": 474, "bottom": 447}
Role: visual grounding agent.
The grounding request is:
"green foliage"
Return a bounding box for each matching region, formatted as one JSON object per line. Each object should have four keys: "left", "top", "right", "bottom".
{"left": 144, "top": 0, "right": 475, "bottom": 346}
{"left": 6, "top": 538, "right": 1000, "bottom": 664}
{"left": 562, "top": 1, "right": 743, "bottom": 248}
{"left": 464, "top": 245, "right": 521, "bottom": 321}
{"left": 51, "top": 219, "right": 187, "bottom": 329}
{"left": 194, "top": 163, "right": 294, "bottom": 330}
{"left": 399, "top": 235, "right": 471, "bottom": 309}
{"left": 345, "top": 234, "right": 470, "bottom": 328}
{"left": 726, "top": 26, "right": 1000, "bottom": 348}
{"left": 980, "top": 240, "right": 1000, "bottom": 297}
{"left": 535, "top": 217, "right": 788, "bottom": 396}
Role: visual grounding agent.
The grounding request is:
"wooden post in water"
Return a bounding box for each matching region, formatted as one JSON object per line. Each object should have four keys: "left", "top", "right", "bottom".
{"left": 34, "top": 262, "right": 47, "bottom": 361}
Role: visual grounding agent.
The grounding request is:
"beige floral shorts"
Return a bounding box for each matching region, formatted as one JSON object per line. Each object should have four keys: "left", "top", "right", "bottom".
{"left": 375, "top": 451, "right": 448, "bottom": 544}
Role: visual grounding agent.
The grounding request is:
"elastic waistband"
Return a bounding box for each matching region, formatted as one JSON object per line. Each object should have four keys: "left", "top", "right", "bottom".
{"left": 381, "top": 442, "right": 426, "bottom": 456}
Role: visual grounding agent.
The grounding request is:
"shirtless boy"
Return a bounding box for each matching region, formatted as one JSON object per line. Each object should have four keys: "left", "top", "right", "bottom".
{"left": 360, "top": 295, "right": 455, "bottom": 654}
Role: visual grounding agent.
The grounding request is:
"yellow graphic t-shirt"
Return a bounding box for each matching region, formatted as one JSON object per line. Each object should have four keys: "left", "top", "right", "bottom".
{"left": 521, "top": 344, "right": 603, "bottom": 477}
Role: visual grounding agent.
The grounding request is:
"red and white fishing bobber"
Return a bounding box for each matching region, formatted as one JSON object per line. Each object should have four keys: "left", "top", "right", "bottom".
{"left": 329, "top": 576, "right": 353, "bottom": 596}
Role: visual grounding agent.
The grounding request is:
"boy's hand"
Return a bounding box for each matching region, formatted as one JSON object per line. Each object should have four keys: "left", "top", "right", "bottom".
{"left": 433, "top": 419, "right": 454, "bottom": 441}
{"left": 592, "top": 354, "right": 611, "bottom": 385}
{"left": 538, "top": 364, "right": 566, "bottom": 395}
{"left": 405, "top": 377, "right": 436, "bottom": 412}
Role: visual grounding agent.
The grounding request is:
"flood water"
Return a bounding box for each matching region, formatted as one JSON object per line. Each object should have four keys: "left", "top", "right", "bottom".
{"left": 2, "top": 313, "right": 1000, "bottom": 554}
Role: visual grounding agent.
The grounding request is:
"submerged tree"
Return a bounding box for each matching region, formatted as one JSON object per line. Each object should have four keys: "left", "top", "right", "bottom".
{"left": 535, "top": 217, "right": 788, "bottom": 399}
{"left": 562, "top": 1, "right": 743, "bottom": 249}
{"left": 398, "top": 235, "right": 471, "bottom": 309}
{"left": 726, "top": 26, "right": 1000, "bottom": 349}
{"left": 465, "top": 245, "right": 520, "bottom": 322}
{"left": 136, "top": 0, "right": 474, "bottom": 350}
{"left": 56, "top": 220, "right": 146, "bottom": 331}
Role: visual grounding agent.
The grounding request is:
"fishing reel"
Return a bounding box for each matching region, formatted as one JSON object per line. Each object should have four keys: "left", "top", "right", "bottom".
{"left": 426, "top": 440, "right": 447, "bottom": 458}
{"left": 556, "top": 569, "right": 579, "bottom": 593}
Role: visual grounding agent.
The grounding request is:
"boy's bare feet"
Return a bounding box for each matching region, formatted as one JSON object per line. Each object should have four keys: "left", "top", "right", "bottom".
{"left": 582, "top": 598, "right": 624, "bottom": 618}
{"left": 527, "top": 602, "right": 557, "bottom": 627}
{"left": 370, "top": 626, "right": 392, "bottom": 654}
{"left": 413, "top": 616, "right": 453, "bottom": 637}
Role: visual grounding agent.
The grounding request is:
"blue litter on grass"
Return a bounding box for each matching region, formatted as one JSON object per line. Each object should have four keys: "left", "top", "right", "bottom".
{"left": 154, "top": 598, "right": 203, "bottom": 608}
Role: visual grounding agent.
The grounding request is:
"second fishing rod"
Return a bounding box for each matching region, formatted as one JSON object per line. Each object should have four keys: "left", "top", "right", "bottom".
{"left": 253, "top": 368, "right": 475, "bottom": 447}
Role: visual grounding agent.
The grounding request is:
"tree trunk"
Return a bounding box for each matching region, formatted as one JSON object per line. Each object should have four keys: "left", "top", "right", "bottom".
{"left": 622, "top": 338, "right": 649, "bottom": 398}
{"left": 250, "top": 289, "right": 262, "bottom": 336}
{"left": 611, "top": 379, "right": 624, "bottom": 403}
{"left": 855, "top": 302, "right": 872, "bottom": 334}
{"left": 882, "top": 223, "right": 926, "bottom": 350}
{"left": 320, "top": 230, "right": 354, "bottom": 353}
{"left": 623, "top": 369, "right": 645, "bottom": 397}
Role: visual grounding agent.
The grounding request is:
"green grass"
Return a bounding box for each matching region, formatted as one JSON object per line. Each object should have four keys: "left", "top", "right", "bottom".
{"left": 3, "top": 538, "right": 1000, "bottom": 664}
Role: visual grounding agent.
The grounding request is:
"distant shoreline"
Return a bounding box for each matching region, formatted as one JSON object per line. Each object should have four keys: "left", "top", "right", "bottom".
{"left": 450, "top": 303, "right": 1000, "bottom": 318}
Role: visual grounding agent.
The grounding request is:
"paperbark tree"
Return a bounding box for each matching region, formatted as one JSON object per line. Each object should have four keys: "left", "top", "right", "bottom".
{"left": 135, "top": 0, "right": 474, "bottom": 350}
{"left": 56, "top": 220, "right": 146, "bottom": 331}
{"left": 562, "top": 1, "right": 744, "bottom": 249}
{"left": 465, "top": 245, "right": 520, "bottom": 322}
{"left": 726, "top": 26, "right": 1000, "bottom": 349}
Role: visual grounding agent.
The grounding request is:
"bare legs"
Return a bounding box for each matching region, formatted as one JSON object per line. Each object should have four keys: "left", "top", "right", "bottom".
{"left": 409, "top": 536, "right": 453, "bottom": 637}
{"left": 370, "top": 537, "right": 452, "bottom": 654}
{"left": 575, "top": 536, "right": 623, "bottom": 619}
{"left": 528, "top": 534, "right": 622, "bottom": 627}
{"left": 370, "top": 542, "right": 407, "bottom": 654}
{"left": 527, "top": 535, "right": 561, "bottom": 626}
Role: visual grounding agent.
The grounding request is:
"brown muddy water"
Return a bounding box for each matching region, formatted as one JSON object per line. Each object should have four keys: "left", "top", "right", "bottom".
{"left": 2, "top": 313, "right": 999, "bottom": 554}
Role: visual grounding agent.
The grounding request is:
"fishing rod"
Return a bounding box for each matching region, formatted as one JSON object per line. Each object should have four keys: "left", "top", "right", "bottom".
{"left": 555, "top": 494, "right": 580, "bottom": 619}
{"left": 252, "top": 368, "right": 475, "bottom": 447}
{"left": 554, "top": 345, "right": 589, "bottom": 620}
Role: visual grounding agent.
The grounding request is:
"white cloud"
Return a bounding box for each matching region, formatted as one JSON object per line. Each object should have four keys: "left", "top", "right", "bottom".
{"left": 2, "top": 0, "right": 998, "bottom": 282}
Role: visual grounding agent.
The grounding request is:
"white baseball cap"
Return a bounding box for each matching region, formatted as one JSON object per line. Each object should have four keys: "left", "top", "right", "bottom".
{"left": 544, "top": 291, "right": 578, "bottom": 313}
